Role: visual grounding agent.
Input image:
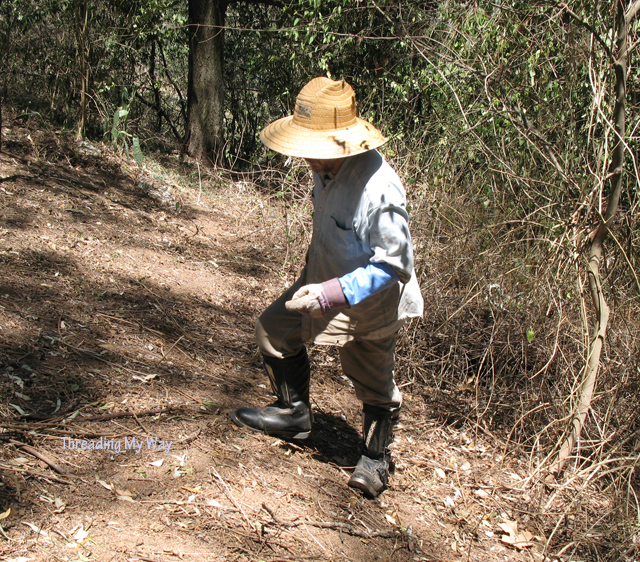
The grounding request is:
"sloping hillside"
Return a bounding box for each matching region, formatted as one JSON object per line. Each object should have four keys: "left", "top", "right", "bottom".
{"left": 0, "top": 124, "right": 583, "bottom": 561}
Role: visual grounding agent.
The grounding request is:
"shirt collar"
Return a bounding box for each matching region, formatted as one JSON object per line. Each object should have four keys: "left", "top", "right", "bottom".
{"left": 317, "top": 154, "right": 357, "bottom": 186}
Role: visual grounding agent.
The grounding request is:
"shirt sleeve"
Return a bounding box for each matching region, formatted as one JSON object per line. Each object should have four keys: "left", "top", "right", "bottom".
{"left": 338, "top": 262, "right": 399, "bottom": 306}
{"left": 354, "top": 167, "right": 415, "bottom": 284}
{"left": 366, "top": 197, "right": 414, "bottom": 283}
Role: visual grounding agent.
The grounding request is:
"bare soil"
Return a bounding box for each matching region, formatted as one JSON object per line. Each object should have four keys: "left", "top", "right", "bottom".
{"left": 1, "top": 125, "right": 544, "bottom": 562}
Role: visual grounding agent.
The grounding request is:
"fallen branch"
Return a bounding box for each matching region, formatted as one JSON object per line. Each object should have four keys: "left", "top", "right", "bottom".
{"left": 76, "top": 405, "right": 191, "bottom": 422}
{"left": 0, "top": 463, "right": 72, "bottom": 486}
{"left": 261, "top": 503, "right": 400, "bottom": 539}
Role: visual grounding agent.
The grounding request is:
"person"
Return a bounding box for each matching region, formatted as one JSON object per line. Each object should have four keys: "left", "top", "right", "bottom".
{"left": 231, "top": 77, "right": 423, "bottom": 498}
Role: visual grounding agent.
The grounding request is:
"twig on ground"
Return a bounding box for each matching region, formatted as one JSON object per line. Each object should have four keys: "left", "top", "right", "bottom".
{"left": 173, "top": 428, "right": 202, "bottom": 444}
{"left": 168, "top": 385, "right": 202, "bottom": 404}
{"left": 46, "top": 335, "right": 169, "bottom": 378}
{"left": 211, "top": 467, "right": 255, "bottom": 534}
{"left": 129, "top": 408, "right": 152, "bottom": 435}
{"left": 9, "top": 439, "right": 69, "bottom": 477}
{"left": 139, "top": 499, "right": 239, "bottom": 512}
{"left": 95, "top": 312, "right": 165, "bottom": 337}
{"left": 156, "top": 334, "right": 185, "bottom": 365}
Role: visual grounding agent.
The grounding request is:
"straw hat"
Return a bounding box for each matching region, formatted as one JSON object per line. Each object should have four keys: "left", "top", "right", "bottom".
{"left": 260, "top": 77, "right": 386, "bottom": 159}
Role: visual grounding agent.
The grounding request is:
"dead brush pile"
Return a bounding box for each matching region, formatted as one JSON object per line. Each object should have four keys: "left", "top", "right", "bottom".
{"left": 393, "top": 151, "right": 640, "bottom": 560}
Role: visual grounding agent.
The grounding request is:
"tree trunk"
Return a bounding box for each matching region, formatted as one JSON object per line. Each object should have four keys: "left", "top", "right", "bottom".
{"left": 76, "top": 0, "right": 89, "bottom": 139}
{"left": 185, "top": 0, "right": 227, "bottom": 167}
{"left": 150, "top": 37, "right": 162, "bottom": 132}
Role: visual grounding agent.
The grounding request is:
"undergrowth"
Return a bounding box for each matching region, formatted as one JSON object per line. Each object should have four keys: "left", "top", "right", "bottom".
{"left": 254, "top": 134, "right": 640, "bottom": 560}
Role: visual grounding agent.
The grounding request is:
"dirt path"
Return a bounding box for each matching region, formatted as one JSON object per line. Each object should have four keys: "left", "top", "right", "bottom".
{"left": 0, "top": 127, "right": 540, "bottom": 561}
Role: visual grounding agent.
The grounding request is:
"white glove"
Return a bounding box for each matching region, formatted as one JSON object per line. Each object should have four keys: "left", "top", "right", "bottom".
{"left": 285, "top": 284, "right": 325, "bottom": 318}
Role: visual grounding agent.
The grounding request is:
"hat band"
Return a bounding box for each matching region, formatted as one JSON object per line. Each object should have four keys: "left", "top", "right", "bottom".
{"left": 292, "top": 106, "right": 358, "bottom": 131}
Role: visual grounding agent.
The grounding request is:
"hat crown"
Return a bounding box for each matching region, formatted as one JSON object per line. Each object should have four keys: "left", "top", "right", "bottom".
{"left": 260, "top": 76, "right": 386, "bottom": 159}
{"left": 292, "top": 77, "right": 358, "bottom": 131}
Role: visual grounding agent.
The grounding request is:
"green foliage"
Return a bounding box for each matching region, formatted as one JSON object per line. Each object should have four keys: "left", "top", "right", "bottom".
{"left": 132, "top": 136, "right": 143, "bottom": 167}
{"left": 105, "top": 95, "right": 143, "bottom": 165}
{"left": 280, "top": 1, "right": 438, "bottom": 140}
{"left": 526, "top": 327, "right": 535, "bottom": 343}
{"left": 1, "top": 0, "right": 187, "bottom": 145}
{"left": 108, "top": 107, "right": 130, "bottom": 146}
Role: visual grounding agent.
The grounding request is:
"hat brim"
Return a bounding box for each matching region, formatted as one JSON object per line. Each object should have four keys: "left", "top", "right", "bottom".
{"left": 261, "top": 115, "right": 386, "bottom": 159}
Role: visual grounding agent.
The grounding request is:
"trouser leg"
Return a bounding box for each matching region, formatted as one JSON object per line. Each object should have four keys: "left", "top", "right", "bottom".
{"left": 255, "top": 274, "right": 306, "bottom": 359}
{"left": 337, "top": 334, "right": 401, "bottom": 412}
{"left": 339, "top": 335, "right": 400, "bottom": 497}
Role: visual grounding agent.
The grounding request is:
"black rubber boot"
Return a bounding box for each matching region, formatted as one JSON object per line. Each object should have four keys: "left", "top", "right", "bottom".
{"left": 231, "top": 347, "right": 312, "bottom": 439}
{"left": 348, "top": 405, "right": 397, "bottom": 498}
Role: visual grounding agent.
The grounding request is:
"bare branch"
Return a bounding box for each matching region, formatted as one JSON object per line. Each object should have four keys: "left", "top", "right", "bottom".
{"left": 548, "top": 0, "right": 628, "bottom": 479}
{"left": 626, "top": 0, "right": 640, "bottom": 24}
{"left": 555, "top": 1, "right": 614, "bottom": 61}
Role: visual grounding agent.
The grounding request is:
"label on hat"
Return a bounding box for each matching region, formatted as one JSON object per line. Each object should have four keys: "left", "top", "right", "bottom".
{"left": 296, "top": 103, "right": 312, "bottom": 119}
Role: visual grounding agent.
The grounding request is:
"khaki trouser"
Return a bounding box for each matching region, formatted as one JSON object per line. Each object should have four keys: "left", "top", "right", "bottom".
{"left": 255, "top": 282, "right": 402, "bottom": 412}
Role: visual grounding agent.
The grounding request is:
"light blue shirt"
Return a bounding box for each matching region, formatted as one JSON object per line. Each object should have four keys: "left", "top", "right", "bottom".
{"left": 302, "top": 149, "right": 424, "bottom": 343}
{"left": 339, "top": 262, "right": 399, "bottom": 306}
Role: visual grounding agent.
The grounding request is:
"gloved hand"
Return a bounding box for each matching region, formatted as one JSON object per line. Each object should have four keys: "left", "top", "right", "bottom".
{"left": 285, "top": 284, "right": 325, "bottom": 317}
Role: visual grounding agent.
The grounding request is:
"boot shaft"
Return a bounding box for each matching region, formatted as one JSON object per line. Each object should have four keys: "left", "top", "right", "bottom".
{"left": 263, "top": 347, "right": 310, "bottom": 406}
{"left": 362, "top": 405, "right": 397, "bottom": 459}
{"left": 348, "top": 406, "right": 398, "bottom": 497}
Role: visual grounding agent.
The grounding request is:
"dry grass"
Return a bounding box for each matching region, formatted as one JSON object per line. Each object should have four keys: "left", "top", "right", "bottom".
{"left": 261, "top": 134, "right": 640, "bottom": 560}
{"left": 390, "top": 135, "right": 640, "bottom": 559}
